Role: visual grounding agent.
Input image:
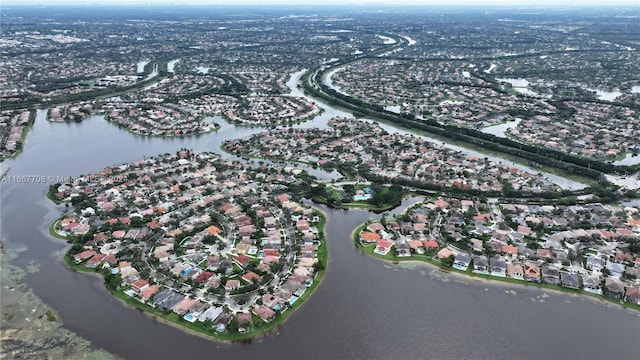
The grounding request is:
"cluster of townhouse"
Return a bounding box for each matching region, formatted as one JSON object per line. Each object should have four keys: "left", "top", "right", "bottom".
{"left": 52, "top": 151, "right": 325, "bottom": 335}
{"left": 358, "top": 197, "right": 640, "bottom": 305}
{"left": 224, "top": 117, "right": 559, "bottom": 194}
{"left": 41, "top": 63, "right": 321, "bottom": 132}
{"left": 508, "top": 102, "right": 639, "bottom": 160}
{"left": 229, "top": 70, "right": 291, "bottom": 94}
{"left": 48, "top": 103, "right": 95, "bottom": 122}
{"left": 104, "top": 101, "right": 216, "bottom": 137}
{"left": 2, "top": 8, "right": 409, "bottom": 109}
{"left": 0, "top": 110, "right": 33, "bottom": 159}
{"left": 489, "top": 50, "right": 640, "bottom": 97}
{"left": 329, "top": 59, "right": 555, "bottom": 128}
{"left": 0, "top": 30, "right": 139, "bottom": 104}
{"left": 224, "top": 95, "right": 322, "bottom": 127}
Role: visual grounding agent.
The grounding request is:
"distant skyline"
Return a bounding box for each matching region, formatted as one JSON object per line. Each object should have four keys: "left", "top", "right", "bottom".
{"left": 2, "top": 0, "right": 639, "bottom": 7}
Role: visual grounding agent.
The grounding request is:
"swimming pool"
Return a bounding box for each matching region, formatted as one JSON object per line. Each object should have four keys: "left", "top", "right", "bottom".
{"left": 183, "top": 313, "right": 196, "bottom": 322}
{"left": 294, "top": 289, "right": 304, "bottom": 297}
{"left": 272, "top": 303, "right": 282, "bottom": 311}
{"left": 289, "top": 296, "right": 299, "bottom": 305}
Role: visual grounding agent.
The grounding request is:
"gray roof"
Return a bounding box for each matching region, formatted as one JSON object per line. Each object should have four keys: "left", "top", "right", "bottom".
{"left": 198, "top": 306, "right": 223, "bottom": 322}
{"left": 473, "top": 255, "right": 489, "bottom": 267}
{"left": 455, "top": 253, "right": 471, "bottom": 264}
{"left": 560, "top": 272, "right": 580, "bottom": 287}
{"left": 489, "top": 257, "right": 506, "bottom": 270}
{"left": 582, "top": 276, "right": 600, "bottom": 287}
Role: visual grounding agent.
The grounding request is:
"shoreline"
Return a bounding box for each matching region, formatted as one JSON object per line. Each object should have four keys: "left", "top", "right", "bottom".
{"left": 351, "top": 221, "right": 640, "bottom": 313}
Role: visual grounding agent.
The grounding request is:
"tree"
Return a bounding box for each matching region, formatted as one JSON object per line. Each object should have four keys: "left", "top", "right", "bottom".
{"left": 441, "top": 255, "right": 454, "bottom": 267}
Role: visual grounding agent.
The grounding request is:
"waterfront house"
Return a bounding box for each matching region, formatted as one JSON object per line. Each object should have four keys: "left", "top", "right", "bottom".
{"left": 472, "top": 255, "right": 489, "bottom": 274}
{"left": 236, "top": 312, "right": 253, "bottom": 326}
{"left": 374, "top": 239, "right": 393, "bottom": 256}
{"left": 132, "top": 279, "right": 150, "bottom": 293}
{"left": 541, "top": 265, "right": 560, "bottom": 285}
{"left": 437, "top": 248, "right": 454, "bottom": 260}
{"left": 523, "top": 264, "right": 541, "bottom": 282}
{"left": 507, "top": 263, "right": 524, "bottom": 280}
{"left": 139, "top": 285, "right": 159, "bottom": 302}
{"left": 86, "top": 253, "right": 106, "bottom": 268}
{"left": 560, "top": 272, "right": 580, "bottom": 290}
{"left": 74, "top": 250, "right": 96, "bottom": 264}
{"left": 582, "top": 276, "right": 602, "bottom": 295}
{"left": 490, "top": 257, "right": 507, "bottom": 277}
{"left": 197, "top": 306, "right": 223, "bottom": 323}
{"left": 253, "top": 305, "right": 276, "bottom": 322}
{"left": 453, "top": 253, "right": 471, "bottom": 271}
{"left": 624, "top": 287, "right": 640, "bottom": 305}
{"left": 604, "top": 278, "right": 625, "bottom": 299}
{"left": 405, "top": 240, "right": 423, "bottom": 254}
{"left": 360, "top": 232, "right": 381, "bottom": 244}
{"left": 396, "top": 242, "right": 411, "bottom": 257}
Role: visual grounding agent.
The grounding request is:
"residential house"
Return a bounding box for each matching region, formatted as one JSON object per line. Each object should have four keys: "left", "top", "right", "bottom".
{"left": 507, "top": 263, "right": 524, "bottom": 280}
{"left": 374, "top": 240, "right": 393, "bottom": 256}
{"left": 470, "top": 238, "right": 484, "bottom": 253}
{"left": 131, "top": 279, "right": 150, "bottom": 293}
{"left": 252, "top": 305, "right": 276, "bottom": 322}
{"left": 198, "top": 306, "right": 223, "bottom": 322}
{"left": 139, "top": 285, "right": 159, "bottom": 302}
{"left": 585, "top": 255, "right": 604, "bottom": 271}
{"left": 73, "top": 250, "right": 96, "bottom": 264}
{"left": 606, "top": 262, "right": 625, "bottom": 279}
{"left": 489, "top": 257, "right": 507, "bottom": 277}
{"left": 396, "top": 242, "right": 411, "bottom": 257}
{"left": 541, "top": 265, "right": 560, "bottom": 285}
{"left": 604, "top": 278, "right": 625, "bottom": 299}
{"left": 225, "top": 279, "right": 240, "bottom": 292}
{"left": 524, "top": 263, "right": 541, "bottom": 282}
{"left": 472, "top": 255, "right": 489, "bottom": 274}
{"left": 422, "top": 240, "right": 439, "bottom": 251}
{"left": 582, "top": 276, "right": 602, "bottom": 295}
{"left": 437, "top": 248, "right": 454, "bottom": 260}
{"left": 624, "top": 287, "right": 640, "bottom": 305}
{"left": 560, "top": 272, "right": 580, "bottom": 290}
{"left": 453, "top": 253, "right": 471, "bottom": 271}
{"left": 502, "top": 245, "right": 518, "bottom": 257}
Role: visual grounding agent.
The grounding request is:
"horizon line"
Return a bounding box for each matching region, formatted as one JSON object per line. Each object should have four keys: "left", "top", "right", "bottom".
{"left": 1, "top": 3, "right": 638, "bottom": 8}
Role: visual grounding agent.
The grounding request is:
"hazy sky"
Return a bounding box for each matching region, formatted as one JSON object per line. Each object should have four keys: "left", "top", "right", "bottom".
{"left": 3, "top": 0, "right": 639, "bottom": 6}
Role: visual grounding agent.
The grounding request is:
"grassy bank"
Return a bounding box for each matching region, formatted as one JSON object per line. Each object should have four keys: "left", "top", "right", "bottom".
{"left": 48, "top": 219, "right": 69, "bottom": 241}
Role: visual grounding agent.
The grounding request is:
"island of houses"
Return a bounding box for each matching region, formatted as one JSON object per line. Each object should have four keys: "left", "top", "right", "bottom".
{"left": 50, "top": 151, "right": 327, "bottom": 338}
{"left": 224, "top": 117, "right": 560, "bottom": 194}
